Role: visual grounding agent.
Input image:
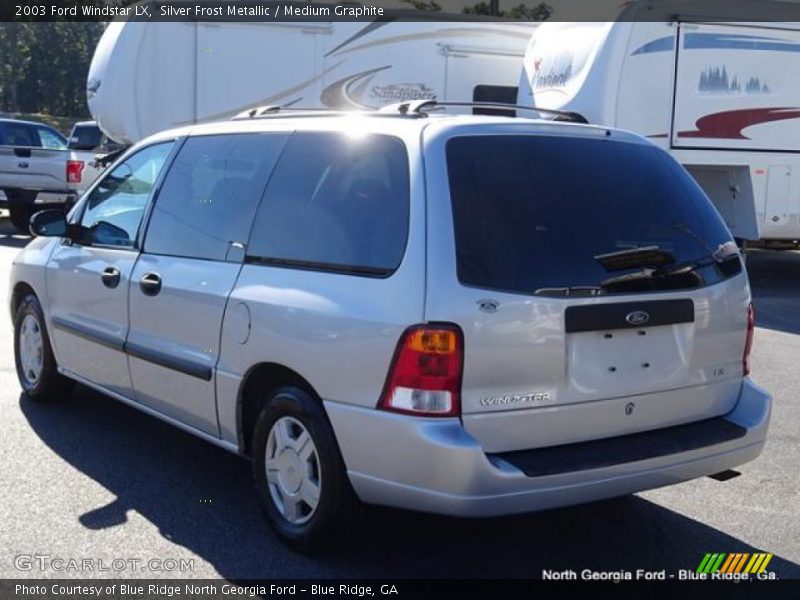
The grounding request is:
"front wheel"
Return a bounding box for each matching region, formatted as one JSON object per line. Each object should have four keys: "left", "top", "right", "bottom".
{"left": 14, "top": 294, "right": 73, "bottom": 401}
{"left": 252, "top": 386, "right": 356, "bottom": 552}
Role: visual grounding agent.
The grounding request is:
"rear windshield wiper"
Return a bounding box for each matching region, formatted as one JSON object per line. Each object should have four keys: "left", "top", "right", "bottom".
{"left": 600, "top": 241, "right": 741, "bottom": 290}
{"left": 533, "top": 286, "right": 605, "bottom": 297}
{"left": 594, "top": 246, "right": 676, "bottom": 272}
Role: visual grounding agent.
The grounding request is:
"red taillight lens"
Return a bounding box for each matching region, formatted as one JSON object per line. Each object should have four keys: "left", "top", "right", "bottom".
{"left": 66, "top": 160, "right": 85, "bottom": 184}
{"left": 378, "top": 324, "right": 463, "bottom": 417}
{"left": 743, "top": 302, "right": 755, "bottom": 376}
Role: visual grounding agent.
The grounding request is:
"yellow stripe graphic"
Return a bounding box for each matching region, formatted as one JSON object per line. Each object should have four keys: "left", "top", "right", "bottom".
{"left": 701, "top": 551, "right": 773, "bottom": 574}
{"left": 744, "top": 554, "right": 760, "bottom": 573}
{"left": 758, "top": 554, "right": 773, "bottom": 573}
{"left": 749, "top": 554, "right": 766, "bottom": 573}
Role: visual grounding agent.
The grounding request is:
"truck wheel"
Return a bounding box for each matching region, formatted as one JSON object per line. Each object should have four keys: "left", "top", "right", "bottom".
{"left": 14, "top": 294, "right": 74, "bottom": 401}
{"left": 252, "top": 385, "right": 356, "bottom": 553}
{"left": 9, "top": 206, "right": 32, "bottom": 234}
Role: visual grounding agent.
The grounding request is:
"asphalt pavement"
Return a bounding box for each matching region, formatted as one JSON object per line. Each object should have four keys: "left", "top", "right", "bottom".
{"left": 0, "top": 218, "right": 797, "bottom": 580}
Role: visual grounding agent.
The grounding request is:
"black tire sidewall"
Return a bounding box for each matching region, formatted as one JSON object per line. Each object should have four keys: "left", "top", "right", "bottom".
{"left": 9, "top": 206, "right": 32, "bottom": 234}
{"left": 13, "top": 294, "right": 63, "bottom": 400}
{"left": 252, "top": 385, "right": 352, "bottom": 552}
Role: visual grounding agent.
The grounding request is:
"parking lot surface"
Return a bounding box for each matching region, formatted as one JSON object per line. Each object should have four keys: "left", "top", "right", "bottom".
{"left": 0, "top": 218, "right": 797, "bottom": 579}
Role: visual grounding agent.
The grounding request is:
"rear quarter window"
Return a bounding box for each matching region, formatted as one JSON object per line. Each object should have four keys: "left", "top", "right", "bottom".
{"left": 446, "top": 134, "right": 735, "bottom": 296}
{"left": 247, "top": 132, "right": 410, "bottom": 276}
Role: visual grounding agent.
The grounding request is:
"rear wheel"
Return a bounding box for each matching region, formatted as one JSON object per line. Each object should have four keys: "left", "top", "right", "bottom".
{"left": 252, "top": 385, "right": 355, "bottom": 552}
{"left": 14, "top": 294, "right": 73, "bottom": 401}
{"left": 8, "top": 206, "right": 33, "bottom": 234}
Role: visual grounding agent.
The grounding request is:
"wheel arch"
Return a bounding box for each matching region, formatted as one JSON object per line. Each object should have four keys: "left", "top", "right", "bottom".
{"left": 237, "top": 362, "right": 323, "bottom": 457}
{"left": 10, "top": 281, "right": 38, "bottom": 320}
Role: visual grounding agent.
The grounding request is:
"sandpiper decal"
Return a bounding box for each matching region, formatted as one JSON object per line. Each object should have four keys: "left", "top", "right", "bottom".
{"left": 319, "top": 65, "right": 392, "bottom": 109}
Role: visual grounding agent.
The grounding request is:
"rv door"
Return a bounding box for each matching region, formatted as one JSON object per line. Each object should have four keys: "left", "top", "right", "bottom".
{"left": 196, "top": 23, "right": 323, "bottom": 118}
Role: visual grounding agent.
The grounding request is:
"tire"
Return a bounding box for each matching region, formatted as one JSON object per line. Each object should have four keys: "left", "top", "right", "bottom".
{"left": 252, "top": 385, "right": 356, "bottom": 552}
{"left": 14, "top": 294, "right": 74, "bottom": 401}
{"left": 9, "top": 206, "right": 33, "bottom": 234}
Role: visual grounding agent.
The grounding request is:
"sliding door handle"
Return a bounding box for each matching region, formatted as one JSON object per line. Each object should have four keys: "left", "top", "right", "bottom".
{"left": 139, "top": 272, "right": 162, "bottom": 296}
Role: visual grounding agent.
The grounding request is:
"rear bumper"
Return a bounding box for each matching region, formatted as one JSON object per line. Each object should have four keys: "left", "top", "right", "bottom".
{"left": 324, "top": 378, "right": 771, "bottom": 517}
{"left": 0, "top": 188, "right": 76, "bottom": 207}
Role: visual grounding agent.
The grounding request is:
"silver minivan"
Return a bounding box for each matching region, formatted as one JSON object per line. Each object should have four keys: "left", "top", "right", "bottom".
{"left": 10, "top": 104, "right": 771, "bottom": 551}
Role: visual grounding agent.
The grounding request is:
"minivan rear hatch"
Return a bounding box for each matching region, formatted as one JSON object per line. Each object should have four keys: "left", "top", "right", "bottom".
{"left": 423, "top": 125, "right": 751, "bottom": 454}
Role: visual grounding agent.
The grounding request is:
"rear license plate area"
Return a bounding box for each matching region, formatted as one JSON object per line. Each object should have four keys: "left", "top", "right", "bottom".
{"left": 565, "top": 299, "right": 694, "bottom": 393}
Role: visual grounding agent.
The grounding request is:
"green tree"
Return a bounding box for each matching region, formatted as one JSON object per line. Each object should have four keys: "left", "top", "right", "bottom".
{"left": 402, "top": 0, "right": 552, "bottom": 19}
{"left": 0, "top": 22, "right": 106, "bottom": 118}
{"left": 401, "top": 0, "right": 442, "bottom": 10}
{"left": 463, "top": 2, "right": 553, "bottom": 19}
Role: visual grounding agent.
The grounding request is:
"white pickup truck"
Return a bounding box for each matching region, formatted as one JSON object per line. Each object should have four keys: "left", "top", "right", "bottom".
{"left": 0, "top": 119, "right": 116, "bottom": 233}
{"left": 0, "top": 118, "right": 78, "bottom": 232}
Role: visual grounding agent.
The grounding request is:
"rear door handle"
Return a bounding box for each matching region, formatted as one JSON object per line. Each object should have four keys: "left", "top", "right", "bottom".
{"left": 139, "top": 272, "right": 162, "bottom": 296}
{"left": 101, "top": 266, "right": 120, "bottom": 289}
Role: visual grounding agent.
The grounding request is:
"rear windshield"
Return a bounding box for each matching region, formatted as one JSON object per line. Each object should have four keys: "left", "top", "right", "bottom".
{"left": 69, "top": 125, "right": 103, "bottom": 150}
{"left": 446, "top": 135, "right": 737, "bottom": 296}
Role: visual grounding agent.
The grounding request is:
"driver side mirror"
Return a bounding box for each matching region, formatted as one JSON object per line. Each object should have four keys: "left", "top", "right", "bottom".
{"left": 29, "top": 210, "right": 68, "bottom": 238}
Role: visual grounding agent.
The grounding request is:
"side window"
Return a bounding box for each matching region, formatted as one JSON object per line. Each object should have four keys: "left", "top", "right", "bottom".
{"left": 0, "top": 122, "right": 36, "bottom": 147}
{"left": 78, "top": 142, "right": 174, "bottom": 248}
{"left": 247, "top": 132, "right": 410, "bottom": 275}
{"left": 36, "top": 126, "right": 67, "bottom": 149}
{"left": 143, "top": 133, "right": 288, "bottom": 261}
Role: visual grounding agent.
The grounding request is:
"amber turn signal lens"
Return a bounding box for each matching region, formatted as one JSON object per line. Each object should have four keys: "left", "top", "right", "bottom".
{"left": 407, "top": 329, "right": 458, "bottom": 354}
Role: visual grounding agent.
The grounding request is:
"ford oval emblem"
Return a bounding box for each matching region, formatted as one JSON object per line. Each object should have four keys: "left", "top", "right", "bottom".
{"left": 477, "top": 299, "right": 499, "bottom": 314}
{"left": 625, "top": 311, "right": 650, "bottom": 326}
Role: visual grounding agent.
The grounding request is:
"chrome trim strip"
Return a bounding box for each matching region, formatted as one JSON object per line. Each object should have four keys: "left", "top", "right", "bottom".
{"left": 51, "top": 316, "right": 125, "bottom": 352}
{"left": 52, "top": 316, "right": 212, "bottom": 381}
{"left": 125, "top": 341, "right": 213, "bottom": 381}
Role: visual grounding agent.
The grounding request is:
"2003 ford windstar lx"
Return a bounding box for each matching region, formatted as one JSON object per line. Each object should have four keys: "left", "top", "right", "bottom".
{"left": 9, "top": 102, "right": 772, "bottom": 551}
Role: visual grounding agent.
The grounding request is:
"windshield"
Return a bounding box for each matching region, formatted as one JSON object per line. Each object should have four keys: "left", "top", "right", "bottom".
{"left": 446, "top": 135, "right": 738, "bottom": 296}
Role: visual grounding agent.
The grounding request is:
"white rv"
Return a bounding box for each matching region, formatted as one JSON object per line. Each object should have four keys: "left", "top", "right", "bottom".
{"left": 518, "top": 1, "right": 800, "bottom": 243}
{"left": 88, "top": 17, "right": 537, "bottom": 144}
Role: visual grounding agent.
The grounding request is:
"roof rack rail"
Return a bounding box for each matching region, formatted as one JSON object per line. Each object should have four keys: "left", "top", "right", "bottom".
{"left": 233, "top": 105, "right": 282, "bottom": 119}
{"left": 231, "top": 105, "right": 346, "bottom": 120}
{"left": 378, "top": 100, "right": 438, "bottom": 116}
{"left": 379, "top": 100, "right": 589, "bottom": 124}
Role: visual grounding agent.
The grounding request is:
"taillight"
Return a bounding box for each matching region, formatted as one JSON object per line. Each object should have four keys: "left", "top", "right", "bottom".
{"left": 743, "top": 302, "right": 755, "bottom": 376}
{"left": 378, "top": 324, "right": 463, "bottom": 417}
{"left": 66, "top": 160, "right": 85, "bottom": 184}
